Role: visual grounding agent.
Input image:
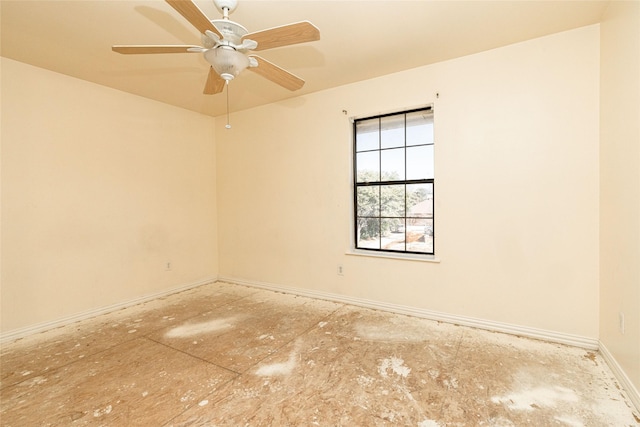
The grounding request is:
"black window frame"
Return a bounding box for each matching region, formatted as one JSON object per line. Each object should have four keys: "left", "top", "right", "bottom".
{"left": 353, "top": 106, "right": 435, "bottom": 256}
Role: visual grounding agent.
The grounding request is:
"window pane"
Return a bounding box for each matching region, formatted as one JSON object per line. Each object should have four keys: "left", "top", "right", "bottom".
{"left": 357, "top": 186, "right": 379, "bottom": 217}
{"left": 382, "top": 218, "right": 405, "bottom": 252}
{"left": 357, "top": 217, "right": 380, "bottom": 249}
{"left": 356, "top": 118, "right": 379, "bottom": 152}
{"left": 356, "top": 151, "right": 379, "bottom": 182}
{"left": 380, "top": 184, "right": 405, "bottom": 217}
{"left": 406, "top": 218, "right": 433, "bottom": 253}
{"left": 406, "top": 145, "right": 433, "bottom": 180}
{"left": 380, "top": 114, "right": 405, "bottom": 149}
{"left": 406, "top": 111, "right": 434, "bottom": 146}
{"left": 406, "top": 183, "right": 433, "bottom": 218}
{"left": 380, "top": 148, "right": 404, "bottom": 181}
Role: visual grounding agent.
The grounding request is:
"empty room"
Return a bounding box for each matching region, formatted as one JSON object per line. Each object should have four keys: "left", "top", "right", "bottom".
{"left": 1, "top": 0, "right": 639, "bottom": 425}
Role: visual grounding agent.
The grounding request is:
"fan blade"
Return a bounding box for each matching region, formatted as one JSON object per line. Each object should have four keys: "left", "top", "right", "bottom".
{"left": 165, "top": 0, "right": 222, "bottom": 38}
{"left": 248, "top": 55, "right": 304, "bottom": 91}
{"left": 112, "top": 45, "right": 201, "bottom": 54}
{"left": 243, "top": 21, "right": 319, "bottom": 51}
{"left": 204, "top": 67, "right": 226, "bottom": 95}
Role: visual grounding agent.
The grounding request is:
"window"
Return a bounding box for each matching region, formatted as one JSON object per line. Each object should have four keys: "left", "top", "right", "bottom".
{"left": 353, "top": 107, "right": 434, "bottom": 255}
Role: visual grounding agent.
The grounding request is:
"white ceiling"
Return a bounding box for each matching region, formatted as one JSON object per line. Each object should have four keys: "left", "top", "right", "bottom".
{"left": 1, "top": 0, "right": 609, "bottom": 117}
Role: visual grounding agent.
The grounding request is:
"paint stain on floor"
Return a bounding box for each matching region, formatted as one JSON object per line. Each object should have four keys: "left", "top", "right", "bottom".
{"left": 1, "top": 282, "right": 638, "bottom": 426}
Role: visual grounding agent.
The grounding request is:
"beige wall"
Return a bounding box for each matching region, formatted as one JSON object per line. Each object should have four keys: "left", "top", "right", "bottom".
{"left": 1, "top": 58, "right": 218, "bottom": 333}
{"left": 600, "top": 1, "right": 640, "bottom": 393}
{"left": 217, "top": 26, "right": 601, "bottom": 339}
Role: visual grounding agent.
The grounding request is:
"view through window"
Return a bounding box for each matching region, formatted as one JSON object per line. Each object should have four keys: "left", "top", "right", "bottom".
{"left": 353, "top": 107, "right": 434, "bottom": 255}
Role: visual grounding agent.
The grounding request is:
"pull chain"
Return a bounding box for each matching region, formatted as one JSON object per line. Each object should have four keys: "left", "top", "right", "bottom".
{"left": 225, "top": 80, "right": 231, "bottom": 129}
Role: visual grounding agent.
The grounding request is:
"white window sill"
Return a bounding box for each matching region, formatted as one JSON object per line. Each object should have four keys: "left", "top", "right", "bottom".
{"left": 346, "top": 249, "right": 441, "bottom": 263}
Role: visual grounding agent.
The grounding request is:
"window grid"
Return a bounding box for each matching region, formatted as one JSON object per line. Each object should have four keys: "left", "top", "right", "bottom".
{"left": 353, "top": 107, "right": 434, "bottom": 255}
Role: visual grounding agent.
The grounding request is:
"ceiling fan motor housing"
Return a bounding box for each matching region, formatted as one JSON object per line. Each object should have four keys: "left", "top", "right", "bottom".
{"left": 211, "top": 19, "right": 248, "bottom": 45}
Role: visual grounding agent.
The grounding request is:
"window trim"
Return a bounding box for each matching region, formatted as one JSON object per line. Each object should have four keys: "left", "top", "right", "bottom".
{"left": 351, "top": 105, "right": 435, "bottom": 257}
{"left": 346, "top": 248, "right": 440, "bottom": 263}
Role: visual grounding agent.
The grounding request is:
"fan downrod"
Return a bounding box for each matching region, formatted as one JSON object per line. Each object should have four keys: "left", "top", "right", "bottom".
{"left": 213, "top": 0, "right": 238, "bottom": 17}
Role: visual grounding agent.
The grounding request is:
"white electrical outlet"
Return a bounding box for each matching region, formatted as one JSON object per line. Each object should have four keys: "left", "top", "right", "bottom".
{"left": 337, "top": 264, "right": 344, "bottom": 276}
{"left": 619, "top": 312, "right": 625, "bottom": 334}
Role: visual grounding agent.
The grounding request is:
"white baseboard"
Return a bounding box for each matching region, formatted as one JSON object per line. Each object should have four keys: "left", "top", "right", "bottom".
{"left": 599, "top": 341, "right": 640, "bottom": 413}
{"left": 0, "top": 276, "right": 217, "bottom": 345}
{"left": 218, "top": 275, "right": 599, "bottom": 350}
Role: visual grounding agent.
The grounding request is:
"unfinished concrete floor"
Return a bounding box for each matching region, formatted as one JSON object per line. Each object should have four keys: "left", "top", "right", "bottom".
{"left": 1, "top": 282, "right": 638, "bottom": 426}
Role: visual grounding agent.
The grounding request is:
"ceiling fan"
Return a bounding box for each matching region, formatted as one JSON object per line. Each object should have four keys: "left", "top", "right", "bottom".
{"left": 112, "top": 0, "right": 320, "bottom": 95}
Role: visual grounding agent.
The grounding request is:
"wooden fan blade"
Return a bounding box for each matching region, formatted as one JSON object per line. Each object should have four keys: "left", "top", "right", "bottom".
{"left": 248, "top": 55, "right": 304, "bottom": 91}
{"left": 165, "top": 0, "right": 222, "bottom": 37}
{"left": 243, "top": 21, "right": 319, "bottom": 51}
{"left": 204, "top": 67, "right": 226, "bottom": 95}
{"left": 112, "top": 45, "right": 200, "bottom": 54}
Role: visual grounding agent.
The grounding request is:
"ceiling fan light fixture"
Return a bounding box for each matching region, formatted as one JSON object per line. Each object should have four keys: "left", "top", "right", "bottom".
{"left": 204, "top": 45, "right": 249, "bottom": 80}
{"left": 115, "top": 0, "right": 320, "bottom": 96}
